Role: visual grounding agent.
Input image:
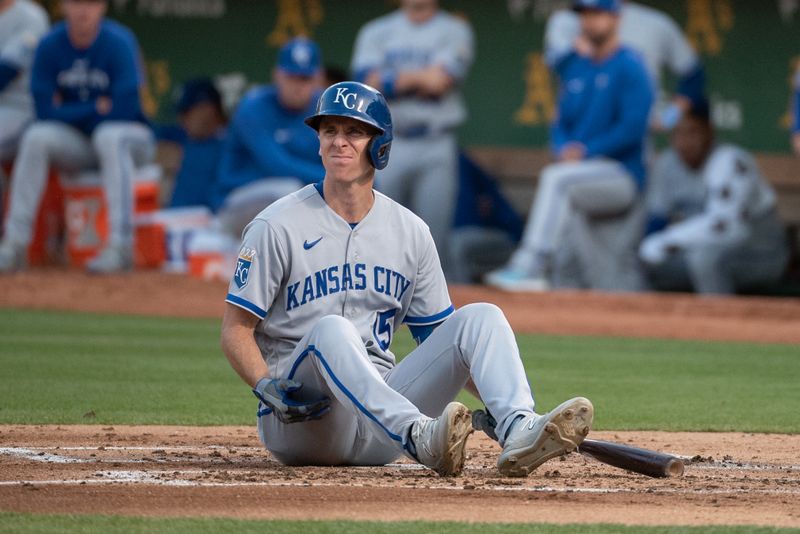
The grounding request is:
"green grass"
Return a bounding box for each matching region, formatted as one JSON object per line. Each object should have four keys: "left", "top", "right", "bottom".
{"left": 0, "top": 514, "right": 797, "bottom": 534}
{"left": 0, "top": 308, "right": 798, "bottom": 432}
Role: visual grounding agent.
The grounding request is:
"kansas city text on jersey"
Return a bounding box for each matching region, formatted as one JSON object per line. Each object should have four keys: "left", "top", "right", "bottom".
{"left": 286, "top": 263, "right": 412, "bottom": 311}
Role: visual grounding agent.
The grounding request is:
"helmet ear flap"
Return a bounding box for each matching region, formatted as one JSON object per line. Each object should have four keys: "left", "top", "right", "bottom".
{"left": 369, "top": 132, "right": 392, "bottom": 170}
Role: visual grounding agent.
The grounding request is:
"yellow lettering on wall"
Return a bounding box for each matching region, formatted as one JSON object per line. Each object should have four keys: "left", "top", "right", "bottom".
{"left": 686, "top": 0, "right": 735, "bottom": 56}
{"left": 514, "top": 53, "right": 555, "bottom": 126}
{"left": 141, "top": 60, "right": 172, "bottom": 118}
{"left": 267, "top": 0, "right": 325, "bottom": 47}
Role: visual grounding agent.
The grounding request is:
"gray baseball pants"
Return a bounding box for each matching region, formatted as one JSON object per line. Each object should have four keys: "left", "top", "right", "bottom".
{"left": 3, "top": 120, "right": 154, "bottom": 250}
{"left": 257, "top": 303, "right": 535, "bottom": 466}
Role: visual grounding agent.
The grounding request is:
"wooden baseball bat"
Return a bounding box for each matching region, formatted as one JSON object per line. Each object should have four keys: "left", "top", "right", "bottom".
{"left": 471, "top": 409, "right": 684, "bottom": 478}
{"left": 579, "top": 438, "right": 685, "bottom": 478}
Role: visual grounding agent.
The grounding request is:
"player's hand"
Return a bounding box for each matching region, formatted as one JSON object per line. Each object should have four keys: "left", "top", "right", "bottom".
{"left": 96, "top": 96, "right": 112, "bottom": 115}
{"left": 252, "top": 377, "right": 330, "bottom": 424}
{"left": 559, "top": 142, "right": 586, "bottom": 162}
{"left": 792, "top": 132, "right": 800, "bottom": 157}
{"left": 417, "top": 65, "right": 453, "bottom": 96}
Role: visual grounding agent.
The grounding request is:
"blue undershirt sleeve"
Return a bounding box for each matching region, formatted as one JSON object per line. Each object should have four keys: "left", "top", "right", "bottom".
{"left": 408, "top": 320, "right": 444, "bottom": 346}
{"left": 0, "top": 62, "right": 19, "bottom": 92}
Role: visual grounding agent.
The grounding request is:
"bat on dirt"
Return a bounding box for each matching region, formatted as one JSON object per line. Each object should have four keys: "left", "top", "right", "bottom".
{"left": 471, "top": 409, "right": 684, "bottom": 478}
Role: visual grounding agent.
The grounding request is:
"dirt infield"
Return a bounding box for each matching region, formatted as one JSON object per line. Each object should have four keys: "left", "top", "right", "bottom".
{"left": 1, "top": 271, "right": 800, "bottom": 526}
{"left": 1, "top": 425, "right": 799, "bottom": 527}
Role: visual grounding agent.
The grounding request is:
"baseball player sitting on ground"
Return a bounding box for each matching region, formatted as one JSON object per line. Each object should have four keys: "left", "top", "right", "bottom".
{"left": 545, "top": 0, "right": 704, "bottom": 131}
{"left": 639, "top": 98, "right": 788, "bottom": 295}
{"left": 351, "top": 0, "right": 475, "bottom": 277}
{"left": 486, "top": 0, "right": 653, "bottom": 292}
{"left": 220, "top": 81, "right": 594, "bottom": 477}
{"left": 0, "top": 0, "right": 153, "bottom": 273}
{"left": 0, "top": 0, "right": 48, "bottom": 204}
{"left": 211, "top": 37, "right": 325, "bottom": 238}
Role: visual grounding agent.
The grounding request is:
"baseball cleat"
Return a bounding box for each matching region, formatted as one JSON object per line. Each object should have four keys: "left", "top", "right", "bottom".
{"left": 484, "top": 267, "right": 550, "bottom": 292}
{"left": 409, "top": 401, "right": 473, "bottom": 477}
{"left": 85, "top": 245, "right": 133, "bottom": 274}
{"left": 0, "top": 240, "right": 26, "bottom": 273}
{"left": 498, "top": 397, "right": 593, "bottom": 477}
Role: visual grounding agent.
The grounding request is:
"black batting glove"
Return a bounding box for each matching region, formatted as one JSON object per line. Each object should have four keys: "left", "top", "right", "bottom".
{"left": 253, "top": 377, "right": 331, "bottom": 424}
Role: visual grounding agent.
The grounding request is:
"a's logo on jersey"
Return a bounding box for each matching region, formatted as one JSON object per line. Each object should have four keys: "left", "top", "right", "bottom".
{"left": 234, "top": 247, "right": 256, "bottom": 289}
{"left": 303, "top": 236, "right": 323, "bottom": 250}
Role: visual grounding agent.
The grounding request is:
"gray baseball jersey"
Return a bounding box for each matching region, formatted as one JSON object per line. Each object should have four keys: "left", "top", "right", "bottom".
{"left": 643, "top": 144, "right": 778, "bottom": 249}
{"left": 0, "top": 0, "right": 48, "bottom": 111}
{"left": 545, "top": 3, "right": 698, "bottom": 92}
{"left": 350, "top": 9, "right": 474, "bottom": 133}
{"left": 225, "top": 184, "right": 453, "bottom": 378}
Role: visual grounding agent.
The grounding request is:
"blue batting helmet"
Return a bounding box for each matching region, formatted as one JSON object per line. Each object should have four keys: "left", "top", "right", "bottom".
{"left": 304, "top": 81, "right": 393, "bottom": 170}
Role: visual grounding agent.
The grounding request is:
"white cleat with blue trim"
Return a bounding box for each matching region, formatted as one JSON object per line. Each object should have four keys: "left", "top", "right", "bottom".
{"left": 498, "top": 397, "right": 593, "bottom": 477}
{"left": 409, "top": 401, "right": 473, "bottom": 477}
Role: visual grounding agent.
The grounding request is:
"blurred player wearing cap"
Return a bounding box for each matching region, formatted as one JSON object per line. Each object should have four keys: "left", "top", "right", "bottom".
{"left": 165, "top": 77, "right": 227, "bottom": 210}
{"left": 792, "top": 63, "right": 800, "bottom": 156}
{"left": 545, "top": 0, "right": 704, "bottom": 131}
{"left": 486, "top": 0, "right": 653, "bottom": 292}
{"left": 212, "top": 37, "right": 325, "bottom": 237}
{"left": 0, "top": 0, "right": 152, "bottom": 273}
{"left": 639, "top": 98, "right": 788, "bottom": 294}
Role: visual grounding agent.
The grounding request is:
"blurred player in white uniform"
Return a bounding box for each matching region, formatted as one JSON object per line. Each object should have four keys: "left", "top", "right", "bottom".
{"left": 0, "top": 0, "right": 48, "bottom": 210}
{"left": 350, "top": 0, "right": 474, "bottom": 276}
{"left": 220, "top": 81, "right": 593, "bottom": 477}
{"left": 545, "top": 0, "right": 704, "bottom": 130}
{"left": 640, "top": 99, "right": 788, "bottom": 294}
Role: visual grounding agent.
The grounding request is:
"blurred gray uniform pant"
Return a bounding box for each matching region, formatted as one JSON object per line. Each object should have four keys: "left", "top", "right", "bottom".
{"left": 215, "top": 177, "right": 304, "bottom": 238}
{"left": 375, "top": 133, "right": 457, "bottom": 275}
{"left": 3, "top": 120, "right": 154, "bottom": 250}
{"left": 511, "top": 159, "right": 645, "bottom": 291}
{"left": 0, "top": 107, "right": 33, "bottom": 225}
{"left": 644, "top": 210, "right": 788, "bottom": 294}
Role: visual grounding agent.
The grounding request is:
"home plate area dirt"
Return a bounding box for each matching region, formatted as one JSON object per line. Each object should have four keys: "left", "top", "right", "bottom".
{"left": 1, "top": 425, "right": 799, "bottom": 527}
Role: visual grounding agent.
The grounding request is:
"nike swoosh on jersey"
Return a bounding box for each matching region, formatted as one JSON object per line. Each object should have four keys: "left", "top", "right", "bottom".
{"left": 303, "top": 237, "right": 323, "bottom": 250}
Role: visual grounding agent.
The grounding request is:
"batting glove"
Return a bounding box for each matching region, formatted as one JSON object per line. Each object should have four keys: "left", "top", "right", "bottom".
{"left": 253, "top": 377, "right": 331, "bottom": 424}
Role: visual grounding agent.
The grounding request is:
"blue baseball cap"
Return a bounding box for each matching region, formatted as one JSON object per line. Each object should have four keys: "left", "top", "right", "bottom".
{"left": 175, "top": 78, "right": 222, "bottom": 114}
{"left": 278, "top": 37, "right": 321, "bottom": 77}
{"left": 573, "top": 0, "right": 621, "bottom": 13}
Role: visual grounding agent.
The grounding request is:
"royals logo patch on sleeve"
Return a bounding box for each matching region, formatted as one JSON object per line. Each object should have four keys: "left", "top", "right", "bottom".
{"left": 233, "top": 247, "right": 256, "bottom": 289}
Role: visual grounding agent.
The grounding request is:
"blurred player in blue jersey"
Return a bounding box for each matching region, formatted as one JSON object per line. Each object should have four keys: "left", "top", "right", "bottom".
{"left": 0, "top": 0, "right": 153, "bottom": 273}
{"left": 640, "top": 98, "right": 788, "bottom": 294}
{"left": 545, "top": 0, "right": 704, "bottom": 131}
{"left": 165, "top": 77, "right": 227, "bottom": 210}
{"left": 0, "top": 0, "right": 48, "bottom": 190}
{"left": 793, "top": 63, "right": 800, "bottom": 156}
{"left": 351, "top": 0, "right": 474, "bottom": 276}
{"left": 212, "top": 37, "right": 325, "bottom": 237}
{"left": 486, "top": 0, "right": 653, "bottom": 292}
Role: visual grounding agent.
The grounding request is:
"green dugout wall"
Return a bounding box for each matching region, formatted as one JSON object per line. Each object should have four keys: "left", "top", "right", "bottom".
{"left": 38, "top": 0, "right": 800, "bottom": 153}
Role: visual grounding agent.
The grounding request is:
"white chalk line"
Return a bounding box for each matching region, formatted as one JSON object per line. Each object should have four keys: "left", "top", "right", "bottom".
{"left": 2, "top": 470, "right": 800, "bottom": 496}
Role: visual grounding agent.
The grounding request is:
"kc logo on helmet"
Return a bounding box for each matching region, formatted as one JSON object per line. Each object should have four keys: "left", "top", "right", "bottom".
{"left": 334, "top": 88, "right": 365, "bottom": 112}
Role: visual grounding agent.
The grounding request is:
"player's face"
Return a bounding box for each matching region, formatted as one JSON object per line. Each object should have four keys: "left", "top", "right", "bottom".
{"left": 180, "top": 101, "right": 225, "bottom": 141}
{"left": 317, "top": 116, "right": 376, "bottom": 184}
{"left": 275, "top": 70, "right": 320, "bottom": 112}
{"left": 579, "top": 10, "right": 618, "bottom": 47}
{"left": 673, "top": 115, "right": 714, "bottom": 170}
{"left": 62, "top": 0, "right": 107, "bottom": 34}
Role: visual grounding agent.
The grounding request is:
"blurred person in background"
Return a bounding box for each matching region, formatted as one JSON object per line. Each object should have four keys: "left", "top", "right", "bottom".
{"left": 639, "top": 98, "right": 788, "bottom": 295}
{"left": 212, "top": 37, "right": 324, "bottom": 237}
{"left": 351, "top": 0, "right": 474, "bottom": 276}
{"left": 486, "top": 0, "right": 653, "bottom": 292}
{"left": 792, "top": 63, "right": 800, "bottom": 156}
{"left": 0, "top": 0, "right": 152, "bottom": 273}
{"left": 162, "top": 77, "right": 227, "bottom": 210}
{"left": 545, "top": 0, "right": 704, "bottom": 131}
{"left": 0, "top": 0, "right": 49, "bottom": 219}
